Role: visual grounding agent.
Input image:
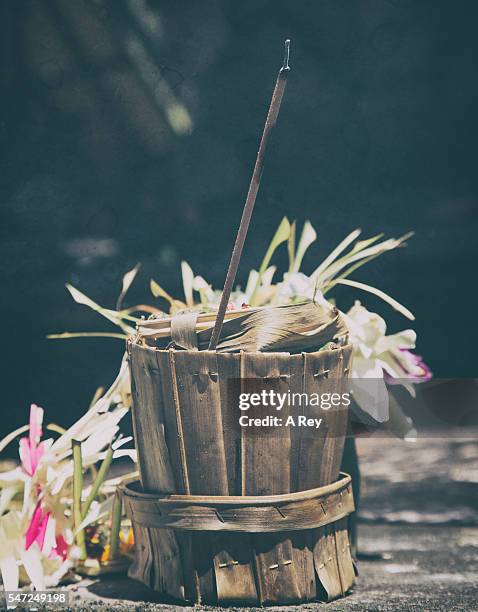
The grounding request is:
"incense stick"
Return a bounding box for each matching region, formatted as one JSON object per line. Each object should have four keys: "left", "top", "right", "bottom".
{"left": 208, "top": 40, "right": 291, "bottom": 351}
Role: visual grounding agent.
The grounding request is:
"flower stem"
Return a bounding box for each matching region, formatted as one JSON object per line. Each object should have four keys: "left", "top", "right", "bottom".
{"left": 108, "top": 489, "right": 123, "bottom": 561}
{"left": 72, "top": 439, "right": 87, "bottom": 561}
{"left": 81, "top": 443, "right": 114, "bottom": 520}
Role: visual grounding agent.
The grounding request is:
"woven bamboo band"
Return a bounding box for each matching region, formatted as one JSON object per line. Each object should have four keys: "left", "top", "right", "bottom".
{"left": 122, "top": 472, "right": 354, "bottom": 533}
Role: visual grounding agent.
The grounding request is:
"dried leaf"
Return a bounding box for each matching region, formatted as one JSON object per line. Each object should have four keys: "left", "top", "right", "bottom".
{"left": 140, "top": 301, "right": 348, "bottom": 353}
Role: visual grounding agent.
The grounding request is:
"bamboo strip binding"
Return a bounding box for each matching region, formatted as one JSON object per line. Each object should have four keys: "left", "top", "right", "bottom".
{"left": 123, "top": 472, "right": 354, "bottom": 532}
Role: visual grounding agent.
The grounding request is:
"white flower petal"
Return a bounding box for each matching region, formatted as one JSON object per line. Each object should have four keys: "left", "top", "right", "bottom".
{"left": 42, "top": 516, "right": 57, "bottom": 558}
{"left": 20, "top": 544, "right": 46, "bottom": 591}
{"left": 0, "top": 554, "right": 19, "bottom": 593}
{"left": 112, "top": 436, "right": 133, "bottom": 450}
{"left": 351, "top": 356, "right": 384, "bottom": 379}
{"left": 350, "top": 377, "right": 389, "bottom": 423}
{"left": 77, "top": 496, "right": 113, "bottom": 532}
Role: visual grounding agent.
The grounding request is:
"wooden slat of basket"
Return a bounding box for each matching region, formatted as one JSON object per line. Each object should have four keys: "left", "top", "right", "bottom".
{"left": 211, "top": 533, "right": 259, "bottom": 604}
{"left": 167, "top": 350, "right": 230, "bottom": 603}
{"left": 304, "top": 350, "right": 342, "bottom": 598}
{"left": 318, "top": 345, "right": 352, "bottom": 486}
{"left": 299, "top": 344, "right": 353, "bottom": 600}
{"left": 171, "top": 351, "right": 228, "bottom": 495}
{"left": 334, "top": 517, "right": 356, "bottom": 594}
{"left": 128, "top": 344, "right": 187, "bottom": 598}
{"left": 154, "top": 349, "right": 190, "bottom": 494}
{"left": 239, "top": 352, "right": 304, "bottom": 604}
{"left": 313, "top": 523, "right": 343, "bottom": 600}
{"left": 252, "top": 535, "right": 303, "bottom": 604}
{"left": 213, "top": 353, "right": 260, "bottom": 603}
{"left": 312, "top": 516, "right": 355, "bottom": 601}
{"left": 193, "top": 533, "right": 217, "bottom": 602}
{"left": 288, "top": 352, "right": 305, "bottom": 493}
{"left": 216, "top": 352, "right": 241, "bottom": 495}
{"left": 240, "top": 352, "right": 292, "bottom": 496}
{"left": 292, "top": 351, "right": 329, "bottom": 491}
{"left": 129, "top": 344, "right": 176, "bottom": 493}
{"left": 288, "top": 352, "right": 317, "bottom": 601}
{"left": 128, "top": 516, "right": 187, "bottom": 600}
{"left": 127, "top": 522, "right": 154, "bottom": 593}
{"left": 214, "top": 352, "right": 261, "bottom": 603}
{"left": 148, "top": 525, "right": 185, "bottom": 597}
{"left": 134, "top": 348, "right": 197, "bottom": 600}
{"left": 313, "top": 346, "right": 355, "bottom": 601}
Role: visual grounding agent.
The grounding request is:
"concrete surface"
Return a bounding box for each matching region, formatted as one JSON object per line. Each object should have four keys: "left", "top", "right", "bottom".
{"left": 63, "top": 432, "right": 478, "bottom": 610}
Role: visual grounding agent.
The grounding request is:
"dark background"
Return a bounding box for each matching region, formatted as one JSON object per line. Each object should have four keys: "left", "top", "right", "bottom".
{"left": 1, "top": 0, "right": 477, "bottom": 440}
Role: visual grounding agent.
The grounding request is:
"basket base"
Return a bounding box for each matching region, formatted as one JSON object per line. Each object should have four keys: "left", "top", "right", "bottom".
{"left": 124, "top": 477, "right": 356, "bottom": 605}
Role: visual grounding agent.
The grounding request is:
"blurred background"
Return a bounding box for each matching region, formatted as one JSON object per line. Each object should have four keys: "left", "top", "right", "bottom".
{"left": 1, "top": 0, "right": 477, "bottom": 439}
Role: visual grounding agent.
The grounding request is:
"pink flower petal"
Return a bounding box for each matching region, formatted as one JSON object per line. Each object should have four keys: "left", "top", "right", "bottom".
{"left": 50, "top": 534, "right": 69, "bottom": 560}
{"left": 19, "top": 404, "right": 45, "bottom": 477}
{"left": 29, "top": 404, "right": 44, "bottom": 447}
{"left": 36, "top": 511, "right": 50, "bottom": 551}
{"left": 19, "top": 438, "right": 33, "bottom": 476}
{"left": 25, "top": 502, "right": 43, "bottom": 550}
{"left": 384, "top": 350, "right": 433, "bottom": 385}
{"left": 25, "top": 502, "right": 51, "bottom": 552}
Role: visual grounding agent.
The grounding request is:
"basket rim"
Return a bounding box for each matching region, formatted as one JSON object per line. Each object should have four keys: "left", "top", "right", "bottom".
{"left": 127, "top": 337, "right": 353, "bottom": 357}
{"left": 122, "top": 471, "right": 352, "bottom": 507}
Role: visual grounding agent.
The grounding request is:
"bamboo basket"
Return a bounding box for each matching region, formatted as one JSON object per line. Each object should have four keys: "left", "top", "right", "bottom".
{"left": 123, "top": 339, "right": 355, "bottom": 605}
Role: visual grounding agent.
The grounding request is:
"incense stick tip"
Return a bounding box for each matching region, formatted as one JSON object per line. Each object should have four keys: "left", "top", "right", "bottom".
{"left": 282, "top": 39, "right": 291, "bottom": 71}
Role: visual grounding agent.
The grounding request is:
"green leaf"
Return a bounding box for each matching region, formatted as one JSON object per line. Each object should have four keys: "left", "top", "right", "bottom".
{"left": 108, "top": 490, "right": 123, "bottom": 561}
{"left": 332, "top": 278, "right": 415, "bottom": 320}
{"left": 287, "top": 221, "right": 296, "bottom": 272}
{"left": 89, "top": 387, "right": 105, "bottom": 408}
{"left": 116, "top": 263, "right": 140, "bottom": 310}
{"left": 320, "top": 232, "right": 413, "bottom": 284}
{"left": 322, "top": 254, "right": 382, "bottom": 294}
{"left": 250, "top": 217, "right": 290, "bottom": 305}
{"left": 65, "top": 284, "right": 135, "bottom": 334}
{"left": 245, "top": 270, "right": 259, "bottom": 299}
{"left": 46, "top": 423, "right": 66, "bottom": 435}
{"left": 72, "top": 440, "right": 87, "bottom": 560}
{"left": 349, "top": 233, "right": 384, "bottom": 254}
{"left": 0, "top": 425, "right": 29, "bottom": 454}
{"left": 311, "top": 229, "right": 362, "bottom": 281}
{"left": 47, "top": 332, "right": 127, "bottom": 340}
{"left": 261, "top": 266, "right": 276, "bottom": 289}
{"left": 82, "top": 443, "right": 114, "bottom": 520}
{"left": 150, "top": 279, "right": 186, "bottom": 312}
{"left": 291, "top": 220, "right": 317, "bottom": 273}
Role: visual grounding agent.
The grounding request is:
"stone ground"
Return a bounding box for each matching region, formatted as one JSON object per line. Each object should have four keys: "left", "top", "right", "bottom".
{"left": 39, "top": 431, "right": 478, "bottom": 611}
